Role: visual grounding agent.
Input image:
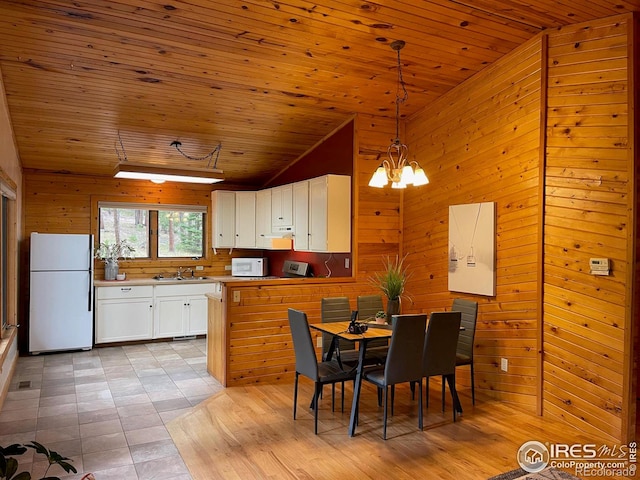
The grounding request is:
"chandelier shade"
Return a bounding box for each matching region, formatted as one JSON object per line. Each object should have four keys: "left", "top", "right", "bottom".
{"left": 368, "top": 40, "right": 429, "bottom": 189}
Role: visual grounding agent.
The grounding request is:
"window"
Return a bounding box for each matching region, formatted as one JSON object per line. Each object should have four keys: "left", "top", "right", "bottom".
{"left": 158, "top": 210, "right": 204, "bottom": 258}
{"left": 98, "top": 203, "right": 205, "bottom": 259}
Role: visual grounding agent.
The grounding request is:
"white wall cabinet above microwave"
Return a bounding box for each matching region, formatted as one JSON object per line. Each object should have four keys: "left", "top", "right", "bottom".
{"left": 234, "top": 191, "right": 256, "bottom": 248}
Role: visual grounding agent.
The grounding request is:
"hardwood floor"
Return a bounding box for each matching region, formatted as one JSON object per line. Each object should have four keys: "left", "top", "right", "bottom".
{"left": 167, "top": 380, "right": 631, "bottom": 480}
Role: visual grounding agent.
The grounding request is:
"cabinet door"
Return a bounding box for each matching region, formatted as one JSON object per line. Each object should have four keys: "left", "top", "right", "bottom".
{"left": 271, "top": 184, "right": 293, "bottom": 228}
{"left": 186, "top": 295, "right": 208, "bottom": 335}
{"left": 292, "top": 180, "right": 309, "bottom": 251}
{"left": 308, "top": 175, "right": 351, "bottom": 252}
{"left": 255, "top": 189, "right": 272, "bottom": 248}
{"left": 235, "top": 191, "right": 256, "bottom": 248}
{"left": 96, "top": 298, "right": 153, "bottom": 343}
{"left": 155, "top": 296, "right": 187, "bottom": 338}
{"left": 212, "top": 191, "right": 235, "bottom": 248}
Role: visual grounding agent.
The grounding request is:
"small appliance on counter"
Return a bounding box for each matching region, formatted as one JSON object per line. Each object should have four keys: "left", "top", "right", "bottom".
{"left": 232, "top": 257, "right": 269, "bottom": 277}
{"left": 282, "top": 260, "right": 311, "bottom": 278}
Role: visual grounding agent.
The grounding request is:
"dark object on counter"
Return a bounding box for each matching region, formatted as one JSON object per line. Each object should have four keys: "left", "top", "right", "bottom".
{"left": 282, "top": 260, "right": 311, "bottom": 278}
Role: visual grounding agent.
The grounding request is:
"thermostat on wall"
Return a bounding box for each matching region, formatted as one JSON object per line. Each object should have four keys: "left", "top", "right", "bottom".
{"left": 589, "top": 258, "right": 610, "bottom": 276}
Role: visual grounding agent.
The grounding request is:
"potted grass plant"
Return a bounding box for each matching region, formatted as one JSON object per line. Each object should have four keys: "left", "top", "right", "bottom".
{"left": 370, "top": 254, "right": 412, "bottom": 318}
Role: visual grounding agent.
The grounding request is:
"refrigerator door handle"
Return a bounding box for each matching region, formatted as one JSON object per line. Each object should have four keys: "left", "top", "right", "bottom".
{"left": 88, "top": 234, "right": 94, "bottom": 312}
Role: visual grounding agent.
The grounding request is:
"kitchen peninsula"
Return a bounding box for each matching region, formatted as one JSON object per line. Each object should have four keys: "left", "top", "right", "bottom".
{"left": 206, "top": 276, "right": 372, "bottom": 387}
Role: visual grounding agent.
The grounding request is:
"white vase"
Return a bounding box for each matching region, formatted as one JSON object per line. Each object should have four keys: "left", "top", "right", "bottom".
{"left": 104, "top": 260, "right": 119, "bottom": 281}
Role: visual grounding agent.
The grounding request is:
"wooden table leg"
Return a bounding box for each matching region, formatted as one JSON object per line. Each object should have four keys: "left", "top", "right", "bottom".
{"left": 348, "top": 340, "right": 368, "bottom": 437}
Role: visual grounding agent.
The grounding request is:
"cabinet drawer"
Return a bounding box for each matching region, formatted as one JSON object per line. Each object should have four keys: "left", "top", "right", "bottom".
{"left": 96, "top": 285, "right": 153, "bottom": 300}
{"left": 155, "top": 283, "right": 216, "bottom": 297}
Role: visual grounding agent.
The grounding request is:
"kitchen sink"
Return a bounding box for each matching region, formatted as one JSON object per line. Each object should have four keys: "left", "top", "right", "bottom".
{"left": 153, "top": 276, "right": 210, "bottom": 281}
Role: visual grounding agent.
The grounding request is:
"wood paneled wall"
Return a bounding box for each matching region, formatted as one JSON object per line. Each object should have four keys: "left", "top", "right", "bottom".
{"left": 543, "top": 15, "right": 634, "bottom": 443}
{"left": 402, "top": 13, "right": 637, "bottom": 443}
{"left": 404, "top": 35, "right": 544, "bottom": 411}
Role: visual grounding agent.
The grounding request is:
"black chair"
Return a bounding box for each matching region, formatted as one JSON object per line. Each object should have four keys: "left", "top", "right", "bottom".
{"left": 422, "top": 311, "right": 462, "bottom": 422}
{"left": 357, "top": 295, "right": 389, "bottom": 363}
{"left": 288, "top": 308, "right": 356, "bottom": 435}
{"left": 362, "top": 314, "right": 427, "bottom": 440}
{"left": 446, "top": 299, "right": 479, "bottom": 407}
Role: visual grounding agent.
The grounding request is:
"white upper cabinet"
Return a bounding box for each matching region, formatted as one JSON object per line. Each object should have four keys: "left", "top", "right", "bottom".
{"left": 292, "top": 180, "right": 309, "bottom": 251}
{"left": 308, "top": 175, "right": 351, "bottom": 252}
{"left": 255, "top": 189, "right": 272, "bottom": 249}
{"left": 270, "top": 184, "right": 293, "bottom": 231}
{"left": 234, "top": 191, "right": 256, "bottom": 248}
{"left": 212, "top": 191, "right": 235, "bottom": 248}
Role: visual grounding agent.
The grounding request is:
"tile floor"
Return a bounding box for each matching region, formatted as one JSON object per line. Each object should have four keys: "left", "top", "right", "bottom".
{"left": 0, "top": 338, "right": 222, "bottom": 479}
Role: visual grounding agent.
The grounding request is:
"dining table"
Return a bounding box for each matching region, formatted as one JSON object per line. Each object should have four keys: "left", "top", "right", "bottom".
{"left": 309, "top": 320, "right": 393, "bottom": 437}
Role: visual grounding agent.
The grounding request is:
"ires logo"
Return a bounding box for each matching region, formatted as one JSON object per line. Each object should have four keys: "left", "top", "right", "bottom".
{"left": 549, "top": 444, "right": 597, "bottom": 458}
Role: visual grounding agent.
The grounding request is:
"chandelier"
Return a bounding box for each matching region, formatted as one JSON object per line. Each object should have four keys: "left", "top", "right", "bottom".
{"left": 368, "top": 40, "right": 429, "bottom": 189}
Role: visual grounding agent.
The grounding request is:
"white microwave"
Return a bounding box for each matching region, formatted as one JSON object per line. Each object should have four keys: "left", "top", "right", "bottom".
{"left": 231, "top": 258, "right": 269, "bottom": 277}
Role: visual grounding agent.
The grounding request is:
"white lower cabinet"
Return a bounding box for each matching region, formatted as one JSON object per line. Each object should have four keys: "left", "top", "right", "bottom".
{"left": 154, "top": 284, "right": 214, "bottom": 338}
{"left": 95, "top": 286, "right": 154, "bottom": 344}
{"left": 95, "top": 283, "right": 215, "bottom": 344}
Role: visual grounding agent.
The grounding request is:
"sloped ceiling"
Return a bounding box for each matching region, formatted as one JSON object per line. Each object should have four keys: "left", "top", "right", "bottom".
{"left": 0, "top": 1, "right": 638, "bottom": 186}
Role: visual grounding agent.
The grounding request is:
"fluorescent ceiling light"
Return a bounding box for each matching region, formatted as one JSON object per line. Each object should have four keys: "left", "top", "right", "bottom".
{"left": 114, "top": 162, "right": 224, "bottom": 184}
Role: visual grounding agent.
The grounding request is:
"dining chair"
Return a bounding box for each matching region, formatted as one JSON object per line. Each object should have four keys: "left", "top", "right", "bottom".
{"left": 356, "top": 295, "right": 389, "bottom": 363}
{"left": 320, "top": 297, "right": 360, "bottom": 366}
{"left": 445, "top": 298, "right": 479, "bottom": 407}
{"left": 362, "top": 314, "right": 427, "bottom": 440}
{"left": 422, "top": 311, "right": 462, "bottom": 422}
{"left": 288, "top": 308, "right": 357, "bottom": 435}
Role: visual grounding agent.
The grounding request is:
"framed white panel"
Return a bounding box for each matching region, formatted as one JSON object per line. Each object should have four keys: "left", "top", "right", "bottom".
{"left": 448, "top": 201, "right": 496, "bottom": 296}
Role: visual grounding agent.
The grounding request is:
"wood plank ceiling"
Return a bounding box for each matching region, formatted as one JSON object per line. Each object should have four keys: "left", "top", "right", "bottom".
{"left": 0, "top": 0, "right": 639, "bottom": 186}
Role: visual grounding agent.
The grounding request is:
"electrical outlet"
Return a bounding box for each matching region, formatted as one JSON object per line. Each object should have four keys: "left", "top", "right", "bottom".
{"left": 195, "top": 265, "right": 204, "bottom": 271}
{"left": 233, "top": 291, "right": 240, "bottom": 302}
{"left": 501, "top": 358, "right": 508, "bottom": 372}
{"left": 344, "top": 258, "right": 350, "bottom": 269}
{"left": 224, "top": 264, "right": 232, "bottom": 271}
{"left": 316, "top": 336, "right": 322, "bottom": 348}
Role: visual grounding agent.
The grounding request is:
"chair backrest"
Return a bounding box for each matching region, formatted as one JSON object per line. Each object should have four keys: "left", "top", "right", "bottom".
{"left": 422, "top": 311, "right": 462, "bottom": 377}
{"left": 357, "top": 295, "right": 388, "bottom": 348}
{"left": 451, "top": 298, "right": 478, "bottom": 359}
{"left": 288, "top": 308, "right": 319, "bottom": 380}
{"left": 321, "top": 297, "right": 354, "bottom": 353}
{"left": 357, "top": 295, "right": 384, "bottom": 319}
{"left": 384, "top": 314, "right": 427, "bottom": 385}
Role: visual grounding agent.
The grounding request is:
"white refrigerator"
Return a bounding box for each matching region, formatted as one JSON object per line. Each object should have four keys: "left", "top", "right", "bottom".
{"left": 29, "top": 232, "right": 94, "bottom": 354}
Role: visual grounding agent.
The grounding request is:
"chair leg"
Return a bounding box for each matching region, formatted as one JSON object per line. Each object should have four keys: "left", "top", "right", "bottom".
{"left": 383, "top": 386, "right": 389, "bottom": 440}
{"left": 470, "top": 362, "right": 475, "bottom": 405}
{"left": 293, "top": 372, "right": 299, "bottom": 420}
{"left": 314, "top": 383, "right": 321, "bottom": 434}
{"left": 331, "top": 383, "right": 336, "bottom": 412}
{"left": 425, "top": 376, "right": 430, "bottom": 408}
{"left": 445, "top": 374, "right": 462, "bottom": 422}
{"left": 341, "top": 381, "right": 345, "bottom": 413}
{"left": 391, "top": 385, "right": 395, "bottom": 416}
{"left": 410, "top": 381, "right": 415, "bottom": 400}
{"left": 441, "top": 375, "right": 445, "bottom": 412}
{"left": 418, "top": 379, "right": 423, "bottom": 431}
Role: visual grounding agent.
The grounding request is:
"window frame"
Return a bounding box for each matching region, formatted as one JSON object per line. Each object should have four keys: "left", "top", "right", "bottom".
{"left": 92, "top": 197, "right": 210, "bottom": 264}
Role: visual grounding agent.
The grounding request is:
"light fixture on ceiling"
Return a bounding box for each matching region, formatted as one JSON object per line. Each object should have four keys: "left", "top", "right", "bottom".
{"left": 113, "top": 133, "right": 224, "bottom": 184}
{"left": 368, "top": 40, "right": 429, "bottom": 189}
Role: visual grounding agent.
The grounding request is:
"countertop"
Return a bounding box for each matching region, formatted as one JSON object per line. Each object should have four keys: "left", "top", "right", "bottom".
{"left": 95, "top": 275, "right": 354, "bottom": 287}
